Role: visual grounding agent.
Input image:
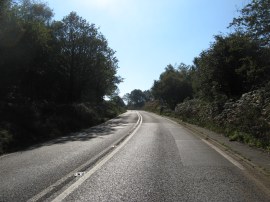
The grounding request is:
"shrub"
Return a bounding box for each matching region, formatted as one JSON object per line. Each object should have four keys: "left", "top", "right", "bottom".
{"left": 174, "top": 88, "right": 270, "bottom": 149}
{"left": 0, "top": 129, "right": 13, "bottom": 153}
{"left": 0, "top": 101, "right": 126, "bottom": 154}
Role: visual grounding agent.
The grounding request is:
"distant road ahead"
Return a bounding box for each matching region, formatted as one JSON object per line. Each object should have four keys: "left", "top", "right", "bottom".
{"left": 0, "top": 111, "right": 269, "bottom": 201}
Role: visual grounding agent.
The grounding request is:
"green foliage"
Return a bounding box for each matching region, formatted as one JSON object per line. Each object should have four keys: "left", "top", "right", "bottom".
{"left": 105, "top": 96, "right": 126, "bottom": 117}
{"left": 175, "top": 99, "right": 215, "bottom": 125}
{"left": 51, "top": 12, "right": 121, "bottom": 103}
{"left": 230, "top": 0, "right": 270, "bottom": 46}
{"left": 143, "top": 100, "right": 174, "bottom": 116}
{"left": 124, "top": 89, "right": 149, "bottom": 109}
{"left": 175, "top": 89, "right": 270, "bottom": 149}
{"left": 0, "top": 101, "right": 126, "bottom": 154}
{"left": 0, "top": 0, "right": 124, "bottom": 154}
{"left": 0, "top": 1, "right": 121, "bottom": 104}
{"left": 0, "top": 129, "right": 13, "bottom": 154}
{"left": 143, "top": 100, "right": 160, "bottom": 113}
{"left": 151, "top": 63, "right": 193, "bottom": 109}
{"left": 193, "top": 33, "right": 270, "bottom": 100}
{"left": 228, "top": 131, "right": 267, "bottom": 148}
{"left": 145, "top": 0, "right": 270, "bottom": 150}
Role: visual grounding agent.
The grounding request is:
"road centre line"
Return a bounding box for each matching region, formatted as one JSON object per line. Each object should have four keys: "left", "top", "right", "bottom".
{"left": 27, "top": 111, "right": 142, "bottom": 202}
{"left": 51, "top": 112, "right": 143, "bottom": 202}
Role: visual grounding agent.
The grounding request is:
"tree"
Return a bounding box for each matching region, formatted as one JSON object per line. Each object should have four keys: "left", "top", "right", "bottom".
{"left": 0, "top": 0, "right": 124, "bottom": 154}
{"left": 124, "top": 89, "right": 147, "bottom": 108}
{"left": 193, "top": 33, "right": 270, "bottom": 100}
{"left": 143, "top": 90, "right": 153, "bottom": 102}
{"left": 52, "top": 12, "right": 121, "bottom": 103}
{"left": 230, "top": 0, "right": 270, "bottom": 46}
{"left": 17, "top": 0, "right": 54, "bottom": 25}
{"left": 110, "top": 95, "right": 126, "bottom": 108}
{"left": 0, "top": 0, "right": 54, "bottom": 102}
{"left": 0, "top": 1, "right": 122, "bottom": 104}
{"left": 151, "top": 64, "right": 193, "bottom": 109}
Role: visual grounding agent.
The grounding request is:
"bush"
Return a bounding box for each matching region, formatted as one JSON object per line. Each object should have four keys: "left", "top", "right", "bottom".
{"left": 0, "top": 100, "right": 126, "bottom": 155}
{"left": 174, "top": 88, "right": 270, "bottom": 149}
{"left": 143, "top": 100, "right": 160, "bottom": 113}
{"left": 175, "top": 99, "right": 216, "bottom": 125}
{"left": 0, "top": 129, "right": 13, "bottom": 153}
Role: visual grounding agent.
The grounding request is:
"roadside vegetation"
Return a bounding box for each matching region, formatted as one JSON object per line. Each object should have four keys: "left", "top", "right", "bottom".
{"left": 0, "top": 0, "right": 126, "bottom": 154}
{"left": 126, "top": 0, "right": 270, "bottom": 151}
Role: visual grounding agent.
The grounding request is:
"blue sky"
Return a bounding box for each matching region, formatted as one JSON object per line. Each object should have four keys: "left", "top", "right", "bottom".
{"left": 46, "top": 0, "right": 248, "bottom": 96}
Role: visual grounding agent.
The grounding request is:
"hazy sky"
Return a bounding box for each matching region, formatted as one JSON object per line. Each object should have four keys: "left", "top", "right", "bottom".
{"left": 46, "top": 0, "right": 248, "bottom": 96}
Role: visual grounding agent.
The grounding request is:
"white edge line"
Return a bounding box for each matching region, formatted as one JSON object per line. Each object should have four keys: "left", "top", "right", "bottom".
{"left": 202, "top": 139, "right": 244, "bottom": 170}
{"left": 51, "top": 112, "right": 143, "bottom": 202}
{"left": 151, "top": 112, "right": 245, "bottom": 171}
{"left": 27, "top": 111, "right": 141, "bottom": 202}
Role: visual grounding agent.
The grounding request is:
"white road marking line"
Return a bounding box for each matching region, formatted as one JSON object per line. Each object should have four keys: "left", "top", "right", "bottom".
{"left": 51, "top": 112, "right": 143, "bottom": 202}
{"left": 27, "top": 111, "right": 141, "bottom": 202}
{"left": 153, "top": 112, "right": 245, "bottom": 170}
{"left": 202, "top": 139, "right": 244, "bottom": 170}
{"left": 112, "top": 126, "right": 125, "bottom": 129}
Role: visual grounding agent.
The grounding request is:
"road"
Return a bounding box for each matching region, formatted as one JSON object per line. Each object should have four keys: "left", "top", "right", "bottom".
{"left": 0, "top": 111, "right": 269, "bottom": 201}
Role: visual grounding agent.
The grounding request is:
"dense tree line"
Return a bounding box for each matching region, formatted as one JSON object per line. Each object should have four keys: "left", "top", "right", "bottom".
{"left": 229, "top": 0, "right": 270, "bottom": 46}
{"left": 193, "top": 33, "right": 270, "bottom": 101}
{"left": 124, "top": 89, "right": 152, "bottom": 109}
{"left": 151, "top": 63, "right": 193, "bottom": 109}
{"left": 0, "top": 0, "right": 124, "bottom": 153}
{"left": 145, "top": 0, "right": 270, "bottom": 109}
{"left": 0, "top": 0, "right": 121, "bottom": 104}
{"left": 129, "top": 0, "right": 270, "bottom": 149}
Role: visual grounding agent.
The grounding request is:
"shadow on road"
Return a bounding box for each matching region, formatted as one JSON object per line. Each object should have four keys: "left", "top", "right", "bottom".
{"left": 24, "top": 115, "right": 133, "bottom": 151}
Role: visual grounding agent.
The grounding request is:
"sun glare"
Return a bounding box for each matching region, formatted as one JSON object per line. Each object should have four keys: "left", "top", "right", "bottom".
{"left": 75, "top": 0, "right": 136, "bottom": 19}
{"left": 92, "top": 0, "right": 112, "bottom": 8}
{"left": 77, "top": 0, "right": 126, "bottom": 11}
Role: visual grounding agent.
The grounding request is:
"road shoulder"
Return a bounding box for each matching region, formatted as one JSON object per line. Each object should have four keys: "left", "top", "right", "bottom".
{"left": 147, "top": 111, "right": 270, "bottom": 195}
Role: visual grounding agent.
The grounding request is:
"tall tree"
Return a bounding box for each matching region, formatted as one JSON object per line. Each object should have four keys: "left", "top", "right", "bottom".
{"left": 193, "top": 33, "right": 270, "bottom": 100}
{"left": 0, "top": 1, "right": 122, "bottom": 104}
{"left": 52, "top": 12, "right": 121, "bottom": 103}
{"left": 0, "top": 0, "right": 54, "bottom": 101}
{"left": 151, "top": 64, "right": 193, "bottom": 109}
{"left": 230, "top": 0, "right": 270, "bottom": 46}
{"left": 124, "top": 89, "right": 147, "bottom": 108}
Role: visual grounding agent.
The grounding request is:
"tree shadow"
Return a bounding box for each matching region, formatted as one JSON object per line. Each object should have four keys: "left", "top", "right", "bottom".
{"left": 24, "top": 114, "right": 134, "bottom": 151}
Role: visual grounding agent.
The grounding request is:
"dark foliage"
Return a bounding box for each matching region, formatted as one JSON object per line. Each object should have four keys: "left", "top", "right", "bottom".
{"left": 193, "top": 33, "right": 270, "bottom": 100}
{"left": 230, "top": 0, "right": 270, "bottom": 47}
{"left": 143, "top": 0, "right": 270, "bottom": 149}
{"left": 124, "top": 89, "right": 150, "bottom": 109}
{"left": 0, "top": 0, "right": 124, "bottom": 154}
{"left": 151, "top": 64, "right": 193, "bottom": 109}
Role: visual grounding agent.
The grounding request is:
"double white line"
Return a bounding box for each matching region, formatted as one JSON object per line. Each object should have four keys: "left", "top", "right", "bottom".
{"left": 28, "top": 111, "right": 143, "bottom": 202}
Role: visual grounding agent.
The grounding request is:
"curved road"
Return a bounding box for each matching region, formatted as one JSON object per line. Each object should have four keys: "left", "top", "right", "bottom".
{"left": 0, "top": 111, "right": 269, "bottom": 201}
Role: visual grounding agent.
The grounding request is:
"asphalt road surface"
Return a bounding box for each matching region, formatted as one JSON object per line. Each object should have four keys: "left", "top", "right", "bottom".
{"left": 0, "top": 111, "right": 269, "bottom": 201}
